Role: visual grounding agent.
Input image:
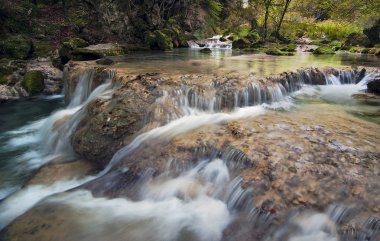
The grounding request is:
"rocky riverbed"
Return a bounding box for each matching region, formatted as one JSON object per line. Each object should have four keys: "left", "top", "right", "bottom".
{"left": 0, "top": 61, "right": 379, "bottom": 241}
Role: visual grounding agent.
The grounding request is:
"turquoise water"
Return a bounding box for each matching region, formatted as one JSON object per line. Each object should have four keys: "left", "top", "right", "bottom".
{"left": 0, "top": 96, "right": 64, "bottom": 199}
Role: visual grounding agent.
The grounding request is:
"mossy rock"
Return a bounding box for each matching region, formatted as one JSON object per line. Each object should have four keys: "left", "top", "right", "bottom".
{"left": 265, "top": 47, "right": 294, "bottom": 56}
{"left": 0, "top": 65, "right": 13, "bottom": 85}
{"left": 232, "top": 38, "right": 251, "bottom": 49}
{"left": 246, "top": 30, "right": 260, "bottom": 44}
{"left": 33, "top": 41, "right": 55, "bottom": 57}
{"left": 344, "top": 33, "right": 372, "bottom": 48}
{"left": 96, "top": 58, "right": 114, "bottom": 65}
{"left": 242, "top": 48, "right": 260, "bottom": 53}
{"left": 145, "top": 31, "right": 173, "bottom": 50}
{"left": 361, "top": 48, "right": 371, "bottom": 54}
{"left": 0, "top": 35, "right": 33, "bottom": 60}
{"left": 70, "top": 48, "right": 105, "bottom": 61}
{"left": 21, "top": 70, "right": 44, "bottom": 94}
{"left": 279, "top": 43, "right": 297, "bottom": 52}
{"left": 349, "top": 47, "right": 360, "bottom": 53}
{"left": 58, "top": 38, "right": 89, "bottom": 65}
{"left": 199, "top": 48, "right": 212, "bottom": 53}
{"left": 313, "top": 47, "right": 335, "bottom": 55}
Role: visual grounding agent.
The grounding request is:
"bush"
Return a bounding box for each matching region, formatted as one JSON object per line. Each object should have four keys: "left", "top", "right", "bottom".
{"left": 313, "top": 47, "right": 335, "bottom": 55}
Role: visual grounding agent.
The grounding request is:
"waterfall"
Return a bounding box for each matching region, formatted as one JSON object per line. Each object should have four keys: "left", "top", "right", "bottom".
{"left": 1, "top": 67, "right": 379, "bottom": 240}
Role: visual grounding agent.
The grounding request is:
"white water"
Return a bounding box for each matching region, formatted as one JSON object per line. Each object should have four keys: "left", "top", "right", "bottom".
{"left": 0, "top": 68, "right": 379, "bottom": 240}
{"left": 188, "top": 35, "right": 232, "bottom": 49}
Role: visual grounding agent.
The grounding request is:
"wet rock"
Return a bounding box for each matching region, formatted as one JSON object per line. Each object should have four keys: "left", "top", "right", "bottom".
{"left": 367, "top": 78, "right": 380, "bottom": 95}
{"left": 232, "top": 38, "right": 251, "bottom": 49}
{"left": 21, "top": 70, "right": 44, "bottom": 95}
{"left": 96, "top": 58, "right": 114, "bottom": 65}
{"left": 199, "top": 48, "right": 212, "bottom": 53}
{"left": 145, "top": 30, "right": 173, "bottom": 50}
{"left": 313, "top": 46, "right": 335, "bottom": 55}
{"left": 265, "top": 48, "right": 294, "bottom": 56}
{"left": 0, "top": 84, "right": 28, "bottom": 103}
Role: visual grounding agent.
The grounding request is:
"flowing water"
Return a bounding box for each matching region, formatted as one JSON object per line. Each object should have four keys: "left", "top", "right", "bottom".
{"left": 0, "top": 52, "right": 379, "bottom": 240}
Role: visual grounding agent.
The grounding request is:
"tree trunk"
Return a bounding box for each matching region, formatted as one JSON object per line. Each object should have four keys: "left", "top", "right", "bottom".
{"left": 275, "top": 0, "right": 292, "bottom": 38}
{"left": 263, "top": 0, "right": 271, "bottom": 39}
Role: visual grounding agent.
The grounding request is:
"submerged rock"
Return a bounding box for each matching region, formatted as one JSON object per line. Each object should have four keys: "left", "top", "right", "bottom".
{"left": 96, "top": 58, "right": 114, "bottom": 65}
{"left": 199, "top": 48, "right": 212, "bottom": 53}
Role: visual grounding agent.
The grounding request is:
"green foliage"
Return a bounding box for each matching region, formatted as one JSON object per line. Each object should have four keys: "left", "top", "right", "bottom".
{"left": 313, "top": 46, "right": 335, "bottom": 55}
{"left": 306, "top": 20, "right": 361, "bottom": 40}
{"left": 0, "top": 35, "right": 33, "bottom": 60}
{"left": 279, "top": 43, "right": 297, "bottom": 52}
{"left": 0, "top": 65, "right": 12, "bottom": 84}
{"left": 265, "top": 47, "right": 294, "bottom": 56}
{"left": 22, "top": 70, "right": 44, "bottom": 94}
{"left": 145, "top": 31, "right": 173, "bottom": 50}
{"left": 203, "top": 0, "right": 223, "bottom": 21}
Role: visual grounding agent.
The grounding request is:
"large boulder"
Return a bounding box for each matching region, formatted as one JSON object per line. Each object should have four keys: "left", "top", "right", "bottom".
{"left": 0, "top": 35, "right": 33, "bottom": 60}
{"left": 0, "top": 84, "right": 28, "bottom": 103}
{"left": 364, "top": 19, "right": 380, "bottom": 45}
{"left": 232, "top": 38, "right": 251, "bottom": 49}
{"left": 21, "top": 70, "right": 45, "bottom": 95}
{"left": 344, "top": 33, "right": 372, "bottom": 48}
{"left": 367, "top": 78, "right": 380, "bottom": 95}
{"left": 145, "top": 30, "right": 174, "bottom": 50}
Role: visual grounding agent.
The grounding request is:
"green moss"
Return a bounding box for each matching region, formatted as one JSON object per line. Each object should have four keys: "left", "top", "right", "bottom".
{"left": 145, "top": 31, "right": 173, "bottom": 50}
{"left": 279, "top": 43, "right": 297, "bottom": 52}
{"left": 265, "top": 47, "right": 294, "bottom": 56}
{"left": 361, "top": 48, "right": 371, "bottom": 54}
{"left": 0, "top": 35, "right": 33, "bottom": 60}
{"left": 22, "top": 70, "right": 44, "bottom": 94}
{"left": 62, "top": 38, "right": 89, "bottom": 49}
{"left": 349, "top": 47, "right": 359, "bottom": 53}
{"left": 33, "top": 41, "right": 54, "bottom": 57}
{"left": 313, "top": 46, "right": 335, "bottom": 55}
{"left": 0, "top": 65, "right": 12, "bottom": 84}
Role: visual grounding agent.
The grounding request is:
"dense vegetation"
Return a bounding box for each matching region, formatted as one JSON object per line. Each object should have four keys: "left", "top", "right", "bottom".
{"left": 0, "top": 0, "right": 379, "bottom": 61}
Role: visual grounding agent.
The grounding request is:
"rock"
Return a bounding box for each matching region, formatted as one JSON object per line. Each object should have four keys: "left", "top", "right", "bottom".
{"left": 0, "top": 65, "right": 13, "bottom": 85}
{"left": 199, "top": 48, "right": 212, "bottom": 53}
{"left": 145, "top": 30, "right": 174, "bottom": 50}
{"left": 232, "top": 38, "right": 251, "bottom": 49}
{"left": 27, "top": 60, "right": 63, "bottom": 95}
{"left": 58, "top": 38, "right": 89, "bottom": 65}
{"left": 364, "top": 19, "right": 380, "bottom": 45}
{"left": 313, "top": 46, "right": 335, "bottom": 55}
{"left": 0, "top": 84, "right": 28, "bottom": 102}
{"left": 265, "top": 48, "right": 294, "bottom": 56}
{"left": 0, "top": 35, "right": 33, "bottom": 60}
{"left": 21, "top": 70, "right": 44, "bottom": 95}
{"left": 96, "top": 58, "right": 115, "bottom": 65}
{"left": 344, "top": 33, "right": 372, "bottom": 48}
{"left": 279, "top": 44, "right": 297, "bottom": 52}
{"left": 367, "top": 78, "right": 380, "bottom": 95}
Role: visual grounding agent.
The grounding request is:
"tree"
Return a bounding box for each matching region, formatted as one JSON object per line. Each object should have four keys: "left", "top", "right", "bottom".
{"left": 274, "top": 0, "right": 291, "bottom": 37}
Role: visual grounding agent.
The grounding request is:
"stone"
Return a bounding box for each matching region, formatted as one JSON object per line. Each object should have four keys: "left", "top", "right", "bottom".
{"left": 21, "top": 70, "right": 44, "bottom": 95}
{"left": 232, "top": 38, "right": 251, "bottom": 49}
{"left": 199, "top": 48, "right": 212, "bottom": 53}
{"left": 0, "top": 35, "right": 33, "bottom": 60}
{"left": 313, "top": 46, "right": 335, "bottom": 55}
{"left": 96, "top": 58, "right": 115, "bottom": 65}
{"left": 265, "top": 48, "right": 294, "bottom": 56}
{"left": 367, "top": 78, "right": 380, "bottom": 95}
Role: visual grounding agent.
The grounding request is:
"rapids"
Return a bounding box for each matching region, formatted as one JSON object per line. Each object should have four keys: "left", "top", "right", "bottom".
{"left": 0, "top": 62, "right": 379, "bottom": 241}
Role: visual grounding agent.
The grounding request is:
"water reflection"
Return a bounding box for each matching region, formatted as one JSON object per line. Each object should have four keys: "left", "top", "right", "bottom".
{"left": 115, "top": 49, "right": 380, "bottom": 76}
